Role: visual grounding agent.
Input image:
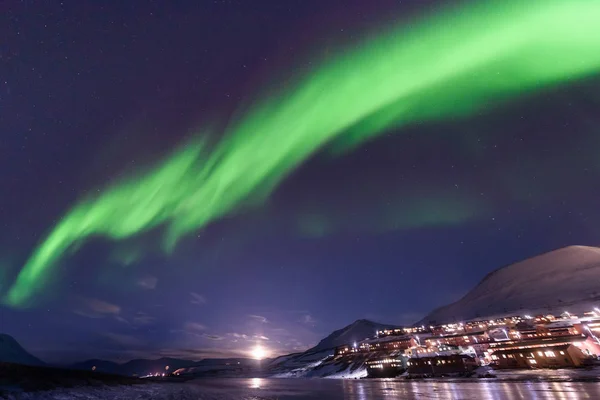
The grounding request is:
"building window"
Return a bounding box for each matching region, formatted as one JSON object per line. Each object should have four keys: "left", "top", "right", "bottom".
{"left": 529, "top": 359, "right": 537, "bottom": 364}
{"left": 544, "top": 351, "right": 556, "bottom": 358}
{"left": 559, "top": 351, "right": 565, "bottom": 355}
{"left": 537, "top": 351, "right": 544, "bottom": 357}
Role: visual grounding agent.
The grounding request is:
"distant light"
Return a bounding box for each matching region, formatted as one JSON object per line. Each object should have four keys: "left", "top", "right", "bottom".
{"left": 251, "top": 345, "right": 267, "bottom": 360}
{"left": 165, "top": 365, "right": 169, "bottom": 371}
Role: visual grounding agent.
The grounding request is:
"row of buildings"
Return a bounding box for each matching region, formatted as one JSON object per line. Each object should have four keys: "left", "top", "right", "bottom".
{"left": 334, "top": 310, "right": 600, "bottom": 377}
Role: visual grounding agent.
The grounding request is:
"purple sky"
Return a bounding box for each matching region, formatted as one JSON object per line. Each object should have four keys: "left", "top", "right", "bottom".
{"left": 2, "top": 0, "right": 600, "bottom": 363}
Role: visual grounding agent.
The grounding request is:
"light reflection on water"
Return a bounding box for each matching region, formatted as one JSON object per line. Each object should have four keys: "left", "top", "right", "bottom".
{"left": 231, "top": 378, "right": 600, "bottom": 400}
{"left": 249, "top": 377, "right": 263, "bottom": 389}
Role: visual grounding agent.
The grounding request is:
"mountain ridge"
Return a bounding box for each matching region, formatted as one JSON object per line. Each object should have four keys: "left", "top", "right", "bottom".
{"left": 417, "top": 245, "right": 600, "bottom": 325}
{"left": 309, "top": 318, "right": 400, "bottom": 352}
{"left": 0, "top": 334, "right": 45, "bottom": 366}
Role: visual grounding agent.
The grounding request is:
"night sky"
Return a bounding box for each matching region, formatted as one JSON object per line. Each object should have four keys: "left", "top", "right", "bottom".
{"left": 2, "top": 0, "right": 600, "bottom": 364}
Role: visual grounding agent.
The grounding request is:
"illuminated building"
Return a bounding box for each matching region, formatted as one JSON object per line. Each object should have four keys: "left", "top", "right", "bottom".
{"left": 365, "top": 355, "right": 407, "bottom": 378}
{"left": 407, "top": 354, "right": 478, "bottom": 376}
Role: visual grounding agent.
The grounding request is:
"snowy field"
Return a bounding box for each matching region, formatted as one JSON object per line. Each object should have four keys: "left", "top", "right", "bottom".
{"left": 3, "top": 377, "right": 600, "bottom": 400}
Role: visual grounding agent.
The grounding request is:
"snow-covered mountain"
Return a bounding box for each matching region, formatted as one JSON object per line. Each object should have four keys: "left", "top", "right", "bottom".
{"left": 310, "top": 319, "right": 399, "bottom": 352}
{"left": 0, "top": 334, "right": 44, "bottom": 366}
{"left": 418, "top": 245, "right": 600, "bottom": 325}
{"left": 267, "top": 319, "right": 399, "bottom": 378}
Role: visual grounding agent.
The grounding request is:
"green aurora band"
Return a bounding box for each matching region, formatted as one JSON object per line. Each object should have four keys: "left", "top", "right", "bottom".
{"left": 6, "top": 0, "right": 600, "bottom": 306}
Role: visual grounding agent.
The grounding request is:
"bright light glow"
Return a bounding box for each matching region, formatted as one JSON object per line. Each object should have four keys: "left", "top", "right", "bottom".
{"left": 250, "top": 377, "right": 263, "bottom": 389}
{"left": 251, "top": 345, "right": 267, "bottom": 360}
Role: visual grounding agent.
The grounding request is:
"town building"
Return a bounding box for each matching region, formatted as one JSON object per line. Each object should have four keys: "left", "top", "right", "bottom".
{"left": 407, "top": 354, "right": 478, "bottom": 376}
{"left": 488, "top": 335, "right": 600, "bottom": 369}
{"left": 365, "top": 355, "right": 407, "bottom": 378}
{"left": 359, "top": 335, "right": 417, "bottom": 353}
{"left": 424, "top": 330, "right": 490, "bottom": 348}
{"left": 491, "top": 344, "right": 590, "bottom": 368}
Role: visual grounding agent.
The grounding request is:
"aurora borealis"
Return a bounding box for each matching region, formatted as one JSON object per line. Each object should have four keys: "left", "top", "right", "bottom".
{"left": 2, "top": 0, "right": 600, "bottom": 362}
{"left": 5, "top": 0, "right": 600, "bottom": 307}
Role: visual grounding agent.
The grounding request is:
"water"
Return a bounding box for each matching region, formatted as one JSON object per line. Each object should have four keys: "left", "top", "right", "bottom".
{"left": 6, "top": 378, "right": 600, "bottom": 399}
{"left": 188, "top": 377, "right": 600, "bottom": 399}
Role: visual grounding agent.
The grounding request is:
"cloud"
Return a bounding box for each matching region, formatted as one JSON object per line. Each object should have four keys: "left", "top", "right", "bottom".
{"left": 300, "top": 314, "right": 316, "bottom": 325}
{"left": 202, "top": 334, "right": 225, "bottom": 341}
{"left": 154, "top": 347, "right": 247, "bottom": 360}
{"left": 73, "top": 297, "right": 121, "bottom": 318}
{"left": 133, "top": 312, "right": 155, "bottom": 326}
{"left": 230, "top": 333, "right": 249, "bottom": 339}
{"left": 184, "top": 322, "right": 207, "bottom": 332}
{"left": 86, "top": 298, "right": 120, "bottom": 314}
{"left": 137, "top": 275, "right": 158, "bottom": 289}
{"left": 248, "top": 314, "right": 268, "bottom": 323}
{"left": 190, "top": 292, "right": 207, "bottom": 305}
{"left": 228, "top": 332, "right": 268, "bottom": 342}
{"left": 114, "top": 316, "right": 130, "bottom": 324}
{"left": 172, "top": 322, "right": 223, "bottom": 340}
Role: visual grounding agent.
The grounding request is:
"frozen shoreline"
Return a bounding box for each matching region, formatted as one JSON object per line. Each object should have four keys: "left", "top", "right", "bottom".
{"left": 3, "top": 376, "right": 600, "bottom": 400}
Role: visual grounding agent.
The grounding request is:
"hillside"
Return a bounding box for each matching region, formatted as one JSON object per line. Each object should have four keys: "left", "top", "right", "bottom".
{"left": 310, "top": 319, "right": 399, "bottom": 352}
{"left": 268, "top": 319, "right": 399, "bottom": 378}
{"left": 0, "top": 334, "right": 44, "bottom": 366}
{"left": 418, "top": 245, "right": 600, "bottom": 325}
